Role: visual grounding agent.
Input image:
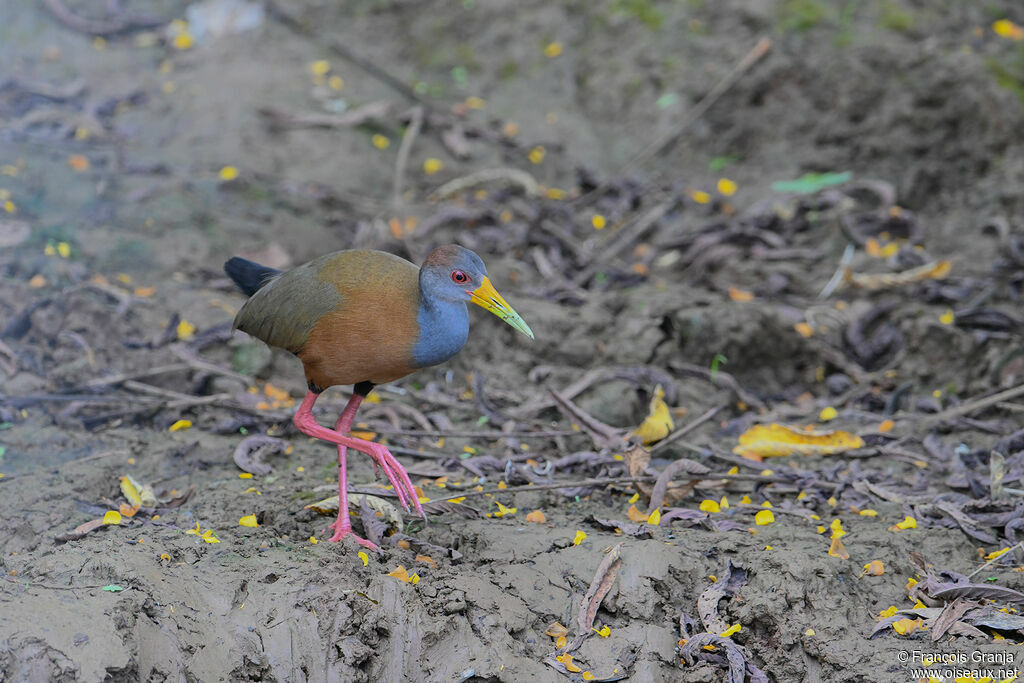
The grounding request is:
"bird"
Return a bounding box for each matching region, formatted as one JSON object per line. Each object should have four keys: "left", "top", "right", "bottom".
{"left": 224, "top": 245, "right": 533, "bottom": 549}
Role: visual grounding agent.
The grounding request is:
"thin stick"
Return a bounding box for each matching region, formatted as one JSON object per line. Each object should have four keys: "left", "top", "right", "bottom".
{"left": 330, "top": 39, "right": 434, "bottom": 111}
{"left": 429, "top": 471, "right": 791, "bottom": 502}
{"left": 571, "top": 201, "right": 672, "bottom": 286}
{"left": 369, "top": 426, "right": 580, "bottom": 439}
{"left": 429, "top": 168, "right": 539, "bottom": 201}
{"left": 80, "top": 363, "right": 191, "bottom": 389}
{"left": 651, "top": 403, "right": 726, "bottom": 452}
{"left": 967, "top": 541, "right": 1024, "bottom": 579}
{"left": 392, "top": 106, "right": 424, "bottom": 209}
{"left": 818, "top": 243, "right": 856, "bottom": 299}
{"left": 622, "top": 37, "right": 771, "bottom": 172}
{"left": 926, "top": 382, "right": 1024, "bottom": 425}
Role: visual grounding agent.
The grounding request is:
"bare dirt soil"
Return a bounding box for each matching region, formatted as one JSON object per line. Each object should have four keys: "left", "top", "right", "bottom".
{"left": 4, "top": 1, "right": 1024, "bottom": 681}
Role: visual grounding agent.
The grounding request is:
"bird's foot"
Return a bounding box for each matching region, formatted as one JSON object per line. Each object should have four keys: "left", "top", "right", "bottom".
{"left": 327, "top": 519, "right": 380, "bottom": 550}
{"left": 365, "top": 444, "right": 425, "bottom": 518}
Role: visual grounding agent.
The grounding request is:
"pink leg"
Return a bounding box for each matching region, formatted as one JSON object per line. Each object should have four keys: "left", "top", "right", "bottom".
{"left": 294, "top": 391, "right": 424, "bottom": 542}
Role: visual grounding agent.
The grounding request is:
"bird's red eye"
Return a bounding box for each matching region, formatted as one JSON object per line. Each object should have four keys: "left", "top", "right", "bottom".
{"left": 451, "top": 270, "right": 468, "bottom": 284}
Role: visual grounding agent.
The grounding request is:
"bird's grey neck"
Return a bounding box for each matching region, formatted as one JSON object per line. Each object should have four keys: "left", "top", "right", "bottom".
{"left": 411, "top": 295, "right": 469, "bottom": 368}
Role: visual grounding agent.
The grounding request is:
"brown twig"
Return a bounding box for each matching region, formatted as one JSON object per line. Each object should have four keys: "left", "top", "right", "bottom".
{"left": 330, "top": 40, "right": 435, "bottom": 111}
{"left": 651, "top": 403, "right": 727, "bottom": 453}
{"left": 392, "top": 106, "right": 424, "bottom": 209}
{"left": 368, "top": 426, "right": 579, "bottom": 439}
{"left": 966, "top": 541, "right": 1024, "bottom": 579}
{"left": 430, "top": 471, "right": 799, "bottom": 503}
{"left": 571, "top": 201, "right": 673, "bottom": 286}
{"left": 41, "top": 0, "right": 166, "bottom": 36}
{"left": 621, "top": 37, "right": 771, "bottom": 173}
{"left": 925, "top": 382, "right": 1024, "bottom": 425}
{"left": 429, "top": 168, "right": 539, "bottom": 201}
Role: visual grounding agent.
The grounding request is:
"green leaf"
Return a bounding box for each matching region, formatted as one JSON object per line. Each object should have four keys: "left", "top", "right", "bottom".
{"left": 655, "top": 93, "right": 678, "bottom": 109}
{"left": 451, "top": 66, "right": 469, "bottom": 87}
{"left": 710, "top": 353, "right": 728, "bottom": 380}
{"left": 709, "top": 155, "right": 737, "bottom": 171}
{"left": 101, "top": 584, "right": 125, "bottom": 592}
{"left": 476, "top": 416, "right": 489, "bottom": 426}
{"left": 772, "top": 171, "right": 852, "bottom": 194}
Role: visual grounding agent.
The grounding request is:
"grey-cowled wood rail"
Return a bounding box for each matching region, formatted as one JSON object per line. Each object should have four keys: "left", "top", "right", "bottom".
{"left": 224, "top": 245, "right": 533, "bottom": 549}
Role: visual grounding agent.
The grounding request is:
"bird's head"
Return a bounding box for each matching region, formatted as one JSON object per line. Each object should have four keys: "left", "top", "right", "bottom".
{"left": 421, "top": 245, "right": 534, "bottom": 339}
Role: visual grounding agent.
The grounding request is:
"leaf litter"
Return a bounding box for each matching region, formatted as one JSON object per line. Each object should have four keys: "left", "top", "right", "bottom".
{"left": 4, "top": 4, "right": 1024, "bottom": 679}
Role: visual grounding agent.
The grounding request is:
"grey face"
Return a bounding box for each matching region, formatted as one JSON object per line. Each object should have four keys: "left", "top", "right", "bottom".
{"left": 420, "top": 246, "right": 488, "bottom": 303}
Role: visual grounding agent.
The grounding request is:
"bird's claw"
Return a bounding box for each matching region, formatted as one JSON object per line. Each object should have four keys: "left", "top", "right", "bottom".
{"left": 327, "top": 519, "right": 380, "bottom": 550}
{"left": 367, "top": 445, "right": 424, "bottom": 518}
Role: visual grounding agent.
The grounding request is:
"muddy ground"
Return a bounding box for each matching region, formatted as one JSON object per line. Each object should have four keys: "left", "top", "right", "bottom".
{"left": 4, "top": 1, "right": 1024, "bottom": 681}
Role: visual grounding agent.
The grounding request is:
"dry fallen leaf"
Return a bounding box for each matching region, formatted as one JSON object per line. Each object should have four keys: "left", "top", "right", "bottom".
{"left": 545, "top": 621, "right": 568, "bottom": 638}
{"left": 844, "top": 260, "right": 951, "bottom": 290}
{"left": 305, "top": 493, "right": 401, "bottom": 526}
{"left": 578, "top": 543, "right": 623, "bottom": 633}
{"left": 627, "top": 504, "right": 648, "bottom": 522}
{"left": 624, "top": 444, "right": 654, "bottom": 502}
{"left": 415, "top": 554, "right": 438, "bottom": 568}
{"left": 733, "top": 423, "right": 864, "bottom": 460}
{"left": 861, "top": 560, "right": 885, "bottom": 576}
{"left": 829, "top": 536, "right": 850, "bottom": 559}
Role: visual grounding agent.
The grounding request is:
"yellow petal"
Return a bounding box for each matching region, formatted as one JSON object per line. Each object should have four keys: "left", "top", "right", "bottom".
{"left": 720, "top": 623, "right": 741, "bottom": 637}
{"left": 592, "top": 214, "right": 606, "bottom": 230}
{"left": 176, "top": 319, "right": 196, "bottom": 340}
{"left": 631, "top": 385, "right": 674, "bottom": 445}
{"left": 423, "top": 158, "right": 443, "bottom": 175}
{"left": 879, "top": 605, "right": 898, "bottom": 619}
{"left": 543, "top": 42, "right": 563, "bottom": 58}
{"left": 891, "top": 618, "right": 919, "bottom": 635}
{"left": 690, "top": 190, "right": 711, "bottom": 204}
{"left": 120, "top": 476, "right": 143, "bottom": 508}
{"left": 239, "top": 514, "right": 258, "bottom": 528}
{"left": 103, "top": 510, "right": 122, "bottom": 525}
{"left": 573, "top": 530, "right": 586, "bottom": 546}
{"left": 309, "top": 60, "right": 330, "bottom": 75}
{"left": 819, "top": 406, "right": 837, "bottom": 421}
{"left": 717, "top": 178, "right": 737, "bottom": 196}
{"left": 699, "top": 499, "right": 720, "bottom": 513}
{"left": 647, "top": 509, "right": 661, "bottom": 526}
{"left": 755, "top": 510, "right": 774, "bottom": 526}
{"left": 358, "top": 551, "right": 369, "bottom": 566}
{"left": 172, "top": 32, "right": 193, "bottom": 50}
{"left": 994, "top": 19, "right": 1024, "bottom": 40}
{"left": 309, "top": 536, "right": 318, "bottom": 545}
{"left": 168, "top": 419, "right": 192, "bottom": 432}
{"left": 492, "top": 501, "right": 517, "bottom": 518}
{"left": 219, "top": 166, "right": 239, "bottom": 181}
{"left": 893, "top": 516, "right": 917, "bottom": 530}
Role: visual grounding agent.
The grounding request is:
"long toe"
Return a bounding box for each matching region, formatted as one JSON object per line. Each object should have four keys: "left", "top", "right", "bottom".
{"left": 375, "top": 446, "right": 425, "bottom": 518}
{"left": 328, "top": 522, "right": 380, "bottom": 551}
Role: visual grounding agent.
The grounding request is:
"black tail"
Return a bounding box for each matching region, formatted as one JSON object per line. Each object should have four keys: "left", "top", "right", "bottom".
{"left": 224, "top": 257, "right": 281, "bottom": 296}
